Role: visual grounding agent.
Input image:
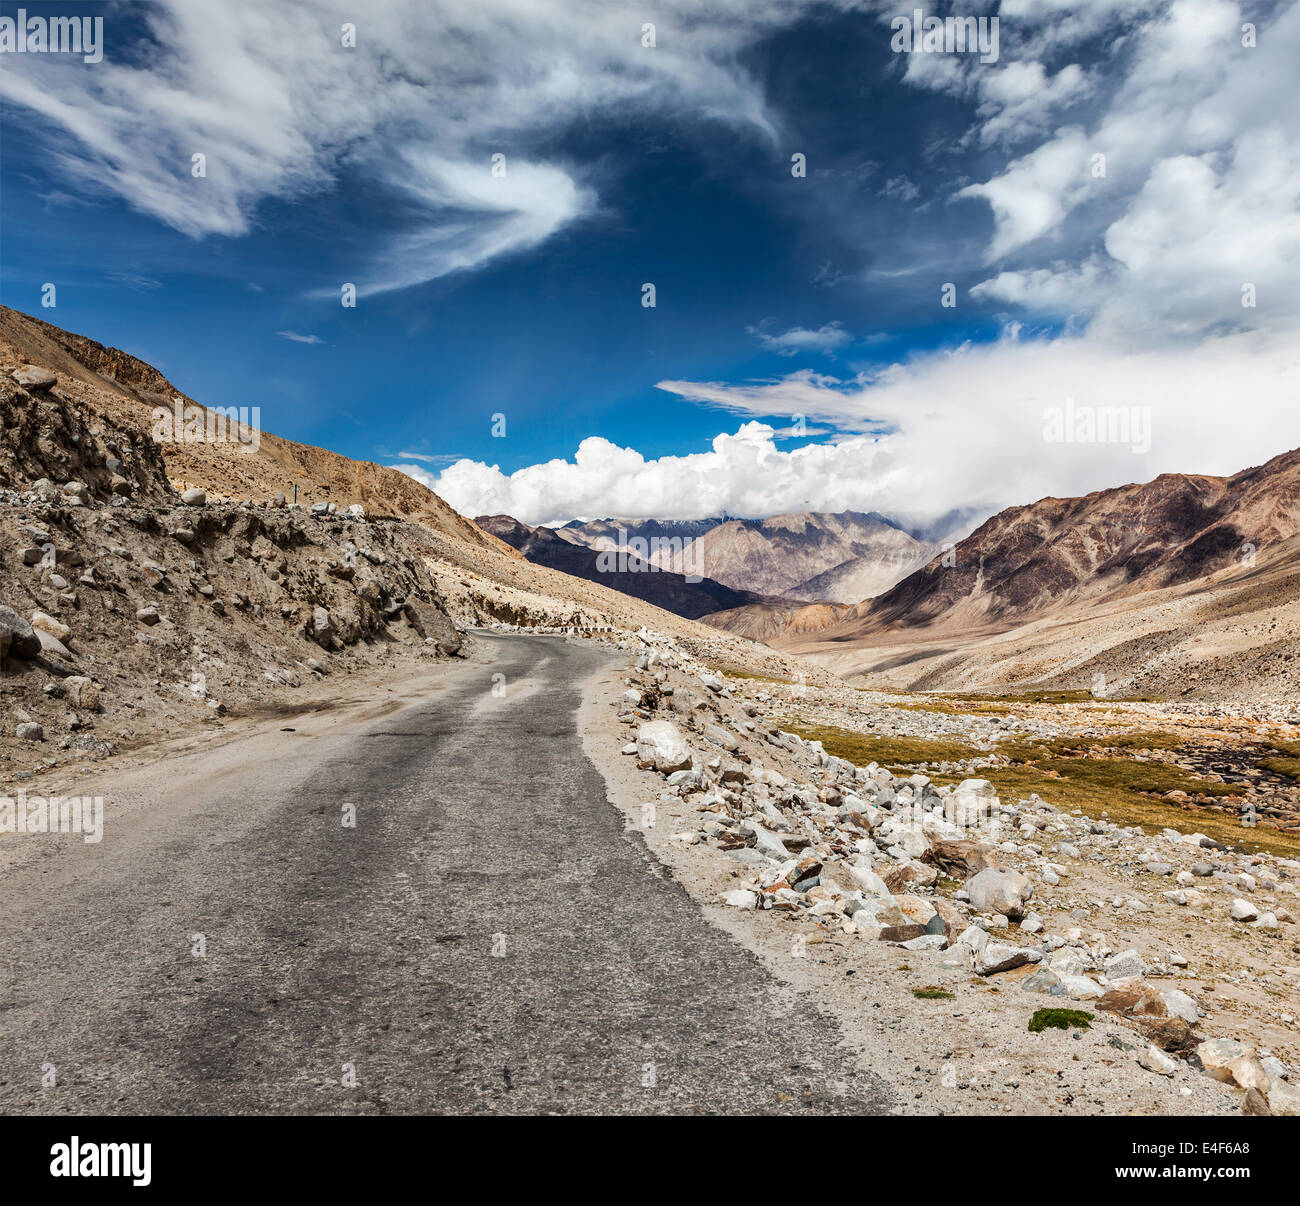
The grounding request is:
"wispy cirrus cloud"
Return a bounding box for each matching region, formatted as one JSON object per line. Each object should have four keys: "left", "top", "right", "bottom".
{"left": 749, "top": 321, "right": 852, "bottom": 357}
{"left": 275, "top": 330, "right": 325, "bottom": 345}
{"left": 0, "top": 0, "right": 856, "bottom": 297}
{"left": 105, "top": 271, "right": 164, "bottom": 292}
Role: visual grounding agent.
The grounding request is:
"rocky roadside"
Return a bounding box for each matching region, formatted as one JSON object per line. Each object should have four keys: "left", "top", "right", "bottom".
{"left": 2, "top": 468, "right": 466, "bottom": 783}
{"left": 578, "top": 627, "right": 1300, "bottom": 1116}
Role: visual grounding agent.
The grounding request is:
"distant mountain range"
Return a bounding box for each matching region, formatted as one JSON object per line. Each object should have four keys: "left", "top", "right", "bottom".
{"left": 555, "top": 510, "right": 936, "bottom": 603}
{"left": 474, "top": 514, "right": 784, "bottom": 620}
{"left": 838, "top": 446, "right": 1300, "bottom": 633}
{"left": 476, "top": 450, "right": 1300, "bottom": 703}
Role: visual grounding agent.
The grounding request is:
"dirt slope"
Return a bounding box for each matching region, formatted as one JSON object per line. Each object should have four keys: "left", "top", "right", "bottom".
{"left": 0, "top": 306, "right": 508, "bottom": 553}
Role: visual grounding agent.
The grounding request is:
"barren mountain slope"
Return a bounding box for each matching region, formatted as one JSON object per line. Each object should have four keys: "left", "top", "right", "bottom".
{"left": 848, "top": 448, "right": 1300, "bottom": 634}
{"left": 0, "top": 306, "right": 507, "bottom": 553}
{"left": 698, "top": 600, "right": 852, "bottom": 643}
{"left": 782, "top": 523, "right": 1300, "bottom": 705}
{"left": 790, "top": 543, "right": 935, "bottom": 603}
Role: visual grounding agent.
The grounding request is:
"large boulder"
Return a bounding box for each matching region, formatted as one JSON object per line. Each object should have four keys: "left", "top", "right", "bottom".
{"left": 739, "top": 820, "right": 789, "bottom": 861}
{"left": 12, "top": 364, "right": 57, "bottom": 391}
{"left": 0, "top": 605, "right": 43, "bottom": 660}
{"left": 927, "top": 838, "right": 1000, "bottom": 877}
{"left": 635, "top": 720, "right": 693, "bottom": 773}
{"left": 64, "top": 676, "right": 102, "bottom": 711}
{"left": 702, "top": 723, "right": 739, "bottom": 752}
{"left": 402, "top": 599, "right": 462, "bottom": 655}
{"left": 1097, "top": 985, "right": 1167, "bottom": 1018}
{"left": 36, "top": 628, "right": 73, "bottom": 661}
{"left": 309, "top": 606, "right": 336, "bottom": 647}
{"left": 1137, "top": 1016, "right": 1196, "bottom": 1055}
{"left": 964, "top": 866, "right": 1033, "bottom": 920}
{"left": 844, "top": 861, "right": 890, "bottom": 897}
{"left": 882, "top": 859, "right": 939, "bottom": 893}
{"left": 31, "top": 611, "right": 71, "bottom": 644}
{"left": 1194, "top": 1038, "right": 1251, "bottom": 1084}
{"left": 1268, "top": 1080, "right": 1300, "bottom": 1116}
{"left": 975, "top": 942, "right": 1036, "bottom": 975}
{"left": 1103, "top": 949, "right": 1147, "bottom": 981}
{"left": 1139, "top": 1044, "right": 1178, "bottom": 1076}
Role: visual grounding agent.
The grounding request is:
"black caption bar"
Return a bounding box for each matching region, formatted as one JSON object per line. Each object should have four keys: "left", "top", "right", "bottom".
{"left": 0, "top": 1112, "right": 1287, "bottom": 1193}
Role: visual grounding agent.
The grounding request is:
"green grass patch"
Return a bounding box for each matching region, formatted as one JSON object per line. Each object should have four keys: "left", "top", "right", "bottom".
{"left": 1260, "top": 756, "right": 1300, "bottom": 782}
{"left": 1032, "top": 757, "right": 1238, "bottom": 798}
{"left": 884, "top": 700, "right": 1016, "bottom": 717}
{"left": 785, "top": 722, "right": 987, "bottom": 769}
{"left": 912, "top": 986, "right": 956, "bottom": 1000}
{"left": 1082, "top": 730, "right": 1187, "bottom": 751}
{"left": 1261, "top": 739, "right": 1300, "bottom": 756}
{"left": 996, "top": 731, "right": 1185, "bottom": 761}
{"left": 795, "top": 721, "right": 1300, "bottom": 858}
{"left": 942, "top": 688, "right": 1098, "bottom": 705}
{"left": 926, "top": 763, "right": 1299, "bottom": 858}
{"left": 710, "top": 665, "right": 797, "bottom": 686}
{"left": 930, "top": 688, "right": 1168, "bottom": 705}
{"left": 1028, "top": 1008, "right": 1093, "bottom": 1033}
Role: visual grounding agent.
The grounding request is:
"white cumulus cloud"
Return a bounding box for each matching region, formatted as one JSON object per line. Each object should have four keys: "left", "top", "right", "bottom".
{"left": 406, "top": 326, "right": 1300, "bottom": 529}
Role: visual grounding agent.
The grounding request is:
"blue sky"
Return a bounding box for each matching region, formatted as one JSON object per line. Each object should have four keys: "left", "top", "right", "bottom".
{"left": 2, "top": 1, "right": 1297, "bottom": 527}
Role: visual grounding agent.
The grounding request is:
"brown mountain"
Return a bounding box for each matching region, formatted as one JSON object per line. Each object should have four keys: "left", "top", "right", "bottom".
{"left": 475, "top": 514, "right": 779, "bottom": 621}
{"left": 0, "top": 305, "right": 502, "bottom": 552}
{"left": 696, "top": 600, "right": 853, "bottom": 643}
{"left": 779, "top": 449, "right": 1300, "bottom": 703}
{"left": 852, "top": 448, "right": 1300, "bottom": 632}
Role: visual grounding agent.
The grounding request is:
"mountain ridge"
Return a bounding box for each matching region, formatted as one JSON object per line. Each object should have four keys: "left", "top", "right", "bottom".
{"left": 555, "top": 509, "right": 934, "bottom": 602}
{"left": 773, "top": 447, "right": 1300, "bottom": 702}
{"left": 474, "top": 513, "right": 786, "bottom": 621}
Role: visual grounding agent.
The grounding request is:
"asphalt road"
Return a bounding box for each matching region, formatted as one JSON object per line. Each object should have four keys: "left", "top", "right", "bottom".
{"left": 0, "top": 632, "right": 893, "bottom": 1115}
